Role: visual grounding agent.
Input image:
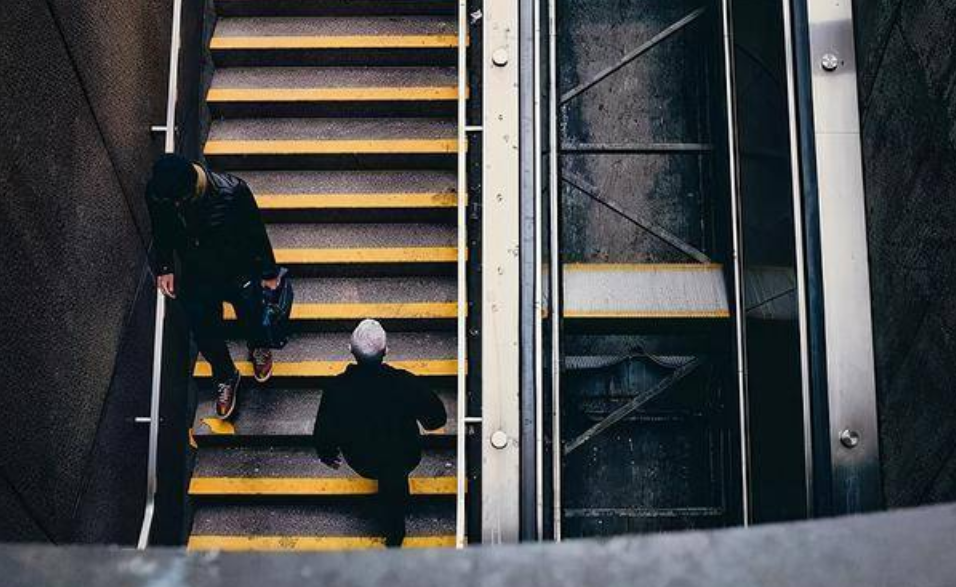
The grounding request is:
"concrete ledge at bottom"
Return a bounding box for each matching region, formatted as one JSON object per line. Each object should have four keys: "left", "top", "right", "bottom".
{"left": 2, "top": 503, "right": 956, "bottom": 587}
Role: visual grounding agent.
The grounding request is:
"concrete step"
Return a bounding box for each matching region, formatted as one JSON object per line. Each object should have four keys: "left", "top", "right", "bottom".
{"left": 211, "top": 16, "right": 459, "bottom": 67}
{"left": 194, "top": 331, "right": 458, "bottom": 379}
{"left": 223, "top": 276, "right": 457, "bottom": 330}
{"left": 216, "top": 0, "right": 456, "bottom": 17}
{"left": 209, "top": 66, "right": 460, "bottom": 117}
{"left": 264, "top": 222, "right": 457, "bottom": 275}
{"left": 205, "top": 117, "right": 457, "bottom": 169}
{"left": 239, "top": 169, "right": 457, "bottom": 222}
{"left": 191, "top": 387, "right": 458, "bottom": 444}
{"left": 188, "top": 501, "right": 455, "bottom": 550}
{"left": 190, "top": 446, "right": 456, "bottom": 495}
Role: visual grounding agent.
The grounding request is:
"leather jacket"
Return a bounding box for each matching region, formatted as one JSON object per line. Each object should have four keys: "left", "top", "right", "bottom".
{"left": 147, "top": 167, "right": 278, "bottom": 286}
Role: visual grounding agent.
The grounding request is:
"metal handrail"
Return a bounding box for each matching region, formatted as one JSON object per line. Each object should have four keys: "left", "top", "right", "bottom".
{"left": 455, "top": 0, "right": 469, "bottom": 549}
{"left": 137, "top": 0, "right": 184, "bottom": 550}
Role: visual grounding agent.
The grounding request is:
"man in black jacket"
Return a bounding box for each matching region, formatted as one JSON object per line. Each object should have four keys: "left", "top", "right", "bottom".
{"left": 313, "top": 319, "right": 447, "bottom": 547}
{"left": 145, "top": 154, "right": 280, "bottom": 419}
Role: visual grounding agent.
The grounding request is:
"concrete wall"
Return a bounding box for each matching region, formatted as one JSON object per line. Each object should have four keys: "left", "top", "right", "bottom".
{"left": 0, "top": 0, "right": 169, "bottom": 542}
{"left": 854, "top": 0, "right": 956, "bottom": 507}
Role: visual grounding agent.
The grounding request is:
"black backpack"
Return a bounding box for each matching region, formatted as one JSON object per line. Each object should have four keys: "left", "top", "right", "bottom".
{"left": 260, "top": 267, "right": 293, "bottom": 349}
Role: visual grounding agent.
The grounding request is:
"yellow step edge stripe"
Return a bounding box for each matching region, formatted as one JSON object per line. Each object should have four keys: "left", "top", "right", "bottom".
{"left": 187, "top": 535, "right": 455, "bottom": 551}
{"left": 188, "top": 476, "right": 457, "bottom": 496}
{"left": 255, "top": 192, "right": 457, "bottom": 210}
{"left": 208, "top": 87, "right": 463, "bottom": 102}
{"left": 194, "top": 359, "right": 458, "bottom": 378}
{"left": 223, "top": 302, "right": 458, "bottom": 321}
{"left": 205, "top": 139, "right": 458, "bottom": 156}
{"left": 274, "top": 246, "right": 459, "bottom": 264}
{"left": 564, "top": 310, "right": 731, "bottom": 319}
{"left": 211, "top": 35, "right": 462, "bottom": 50}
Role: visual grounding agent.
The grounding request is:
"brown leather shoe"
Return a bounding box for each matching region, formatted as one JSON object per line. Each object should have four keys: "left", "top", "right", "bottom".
{"left": 216, "top": 370, "right": 241, "bottom": 419}
{"left": 251, "top": 348, "right": 274, "bottom": 383}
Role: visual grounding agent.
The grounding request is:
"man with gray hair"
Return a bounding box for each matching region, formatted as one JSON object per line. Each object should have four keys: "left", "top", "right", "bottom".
{"left": 313, "top": 319, "right": 447, "bottom": 547}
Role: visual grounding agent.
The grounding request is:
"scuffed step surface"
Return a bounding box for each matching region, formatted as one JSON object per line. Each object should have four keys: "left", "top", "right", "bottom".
{"left": 191, "top": 387, "right": 458, "bottom": 439}
{"left": 209, "top": 117, "right": 455, "bottom": 141}
{"left": 192, "top": 446, "right": 455, "bottom": 480}
{"left": 214, "top": 16, "right": 456, "bottom": 40}
{"left": 239, "top": 170, "right": 456, "bottom": 195}
{"left": 266, "top": 222, "right": 455, "bottom": 250}
{"left": 191, "top": 500, "right": 454, "bottom": 537}
{"left": 211, "top": 66, "right": 456, "bottom": 90}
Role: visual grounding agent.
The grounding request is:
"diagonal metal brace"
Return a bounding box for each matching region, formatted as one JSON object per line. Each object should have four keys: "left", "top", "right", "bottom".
{"left": 562, "top": 171, "right": 712, "bottom": 263}
{"left": 564, "top": 357, "right": 706, "bottom": 455}
{"left": 560, "top": 7, "right": 707, "bottom": 105}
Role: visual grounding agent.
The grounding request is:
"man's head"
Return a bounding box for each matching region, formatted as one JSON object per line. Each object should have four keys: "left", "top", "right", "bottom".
{"left": 350, "top": 319, "right": 387, "bottom": 365}
{"left": 146, "top": 154, "right": 198, "bottom": 205}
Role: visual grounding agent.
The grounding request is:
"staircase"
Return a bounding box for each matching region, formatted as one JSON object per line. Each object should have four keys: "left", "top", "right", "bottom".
{"left": 186, "top": 0, "right": 461, "bottom": 551}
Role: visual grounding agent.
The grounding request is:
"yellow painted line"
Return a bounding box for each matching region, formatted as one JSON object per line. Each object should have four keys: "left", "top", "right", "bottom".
{"left": 255, "top": 192, "right": 457, "bottom": 210}
{"left": 210, "top": 35, "right": 461, "bottom": 50}
{"left": 223, "top": 302, "right": 457, "bottom": 321}
{"left": 274, "top": 246, "right": 458, "bottom": 265}
{"left": 189, "top": 476, "right": 457, "bottom": 496}
{"left": 563, "top": 263, "right": 723, "bottom": 272}
{"left": 194, "top": 359, "right": 458, "bottom": 378}
{"left": 205, "top": 139, "right": 458, "bottom": 155}
{"left": 208, "top": 86, "right": 461, "bottom": 102}
{"left": 563, "top": 310, "right": 731, "bottom": 319}
{"left": 188, "top": 535, "right": 455, "bottom": 551}
{"left": 199, "top": 417, "right": 236, "bottom": 435}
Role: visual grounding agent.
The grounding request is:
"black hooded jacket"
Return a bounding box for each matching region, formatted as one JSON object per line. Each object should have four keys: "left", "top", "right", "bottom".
{"left": 147, "top": 168, "right": 278, "bottom": 286}
{"left": 313, "top": 362, "right": 447, "bottom": 476}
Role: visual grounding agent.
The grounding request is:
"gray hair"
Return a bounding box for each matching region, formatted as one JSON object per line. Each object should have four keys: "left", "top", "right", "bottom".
{"left": 350, "top": 319, "right": 387, "bottom": 363}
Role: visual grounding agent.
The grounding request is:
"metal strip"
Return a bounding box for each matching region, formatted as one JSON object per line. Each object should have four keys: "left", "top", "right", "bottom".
{"left": 482, "top": 0, "right": 522, "bottom": 544}
{"left": 547, "top": 0, "right": 562, "bottom": 542}
{"left": 781, "top": 0, "right": 815, "bottom": 518}
{"left": 455, "top": 0, "right": 469, "bottom": 549}
{"left": 719, "top": 0, "right": 752, "bottom": 526}
{"left": 138, "top": 0, "right": 183, "bottom": 551}
{"left": 532, "top": 0, "right": 546, "bottom": 542}
{"left": 804, "top": 0, "right": 882, "bottom": 514}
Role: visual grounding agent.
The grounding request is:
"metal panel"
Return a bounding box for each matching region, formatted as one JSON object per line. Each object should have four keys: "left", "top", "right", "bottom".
{"left": 804, "top": 0, "right": 882, "bottom": 512}
{"left": 482, "top": 0, "right": 522, "bottom": 544}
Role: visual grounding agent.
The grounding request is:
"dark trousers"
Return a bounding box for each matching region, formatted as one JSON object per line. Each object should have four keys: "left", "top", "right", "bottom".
{"left": 348, "top": 458, "right": 413, "bottom": 547}
{"left": 180, "top": 278, "right": 268, "bottom": 383}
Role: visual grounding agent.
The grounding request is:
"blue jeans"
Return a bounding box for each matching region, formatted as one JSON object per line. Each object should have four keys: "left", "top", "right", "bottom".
{"left": 180, "top": 278, "right": 267, "bottom": 383}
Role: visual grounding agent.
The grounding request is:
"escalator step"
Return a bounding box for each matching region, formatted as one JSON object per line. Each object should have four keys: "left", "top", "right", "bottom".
{"left": 194, "top": 331, "right": 458, "bottom": 379}
{"left": 223, "top": 276, "right": 457, "bottom": 328}
{"left": 215, "top": 0, "right": 456, "bottom": 17}
{"left": 189, "top": 501, "right": 454, "bottom": 551}
{"left": 191, "top": 387, "right": 458, "bottom": 442}
{"left": 209, "top": 66, "right": 460, "bottom": 117}
{"left": 211, "top": 16, "right": 459, "bottom": 66}
{"left": 190, "top": 446, "right": 456, "bottom": 496}
{"left": 240, "top": 169, "right": 457, "bottom": 214}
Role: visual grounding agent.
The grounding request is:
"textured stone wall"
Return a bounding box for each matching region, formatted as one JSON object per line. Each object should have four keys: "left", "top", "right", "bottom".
{"left": 854, "top": 0, "right": 956, "bottom": 506}
{"left": 0, "top": 0, "right": 169, "bottom": 542}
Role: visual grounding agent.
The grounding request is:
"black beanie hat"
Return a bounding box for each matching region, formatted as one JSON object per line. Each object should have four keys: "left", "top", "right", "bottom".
{"left": 147, "top": 154, "right": 197, "bottom": 203}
